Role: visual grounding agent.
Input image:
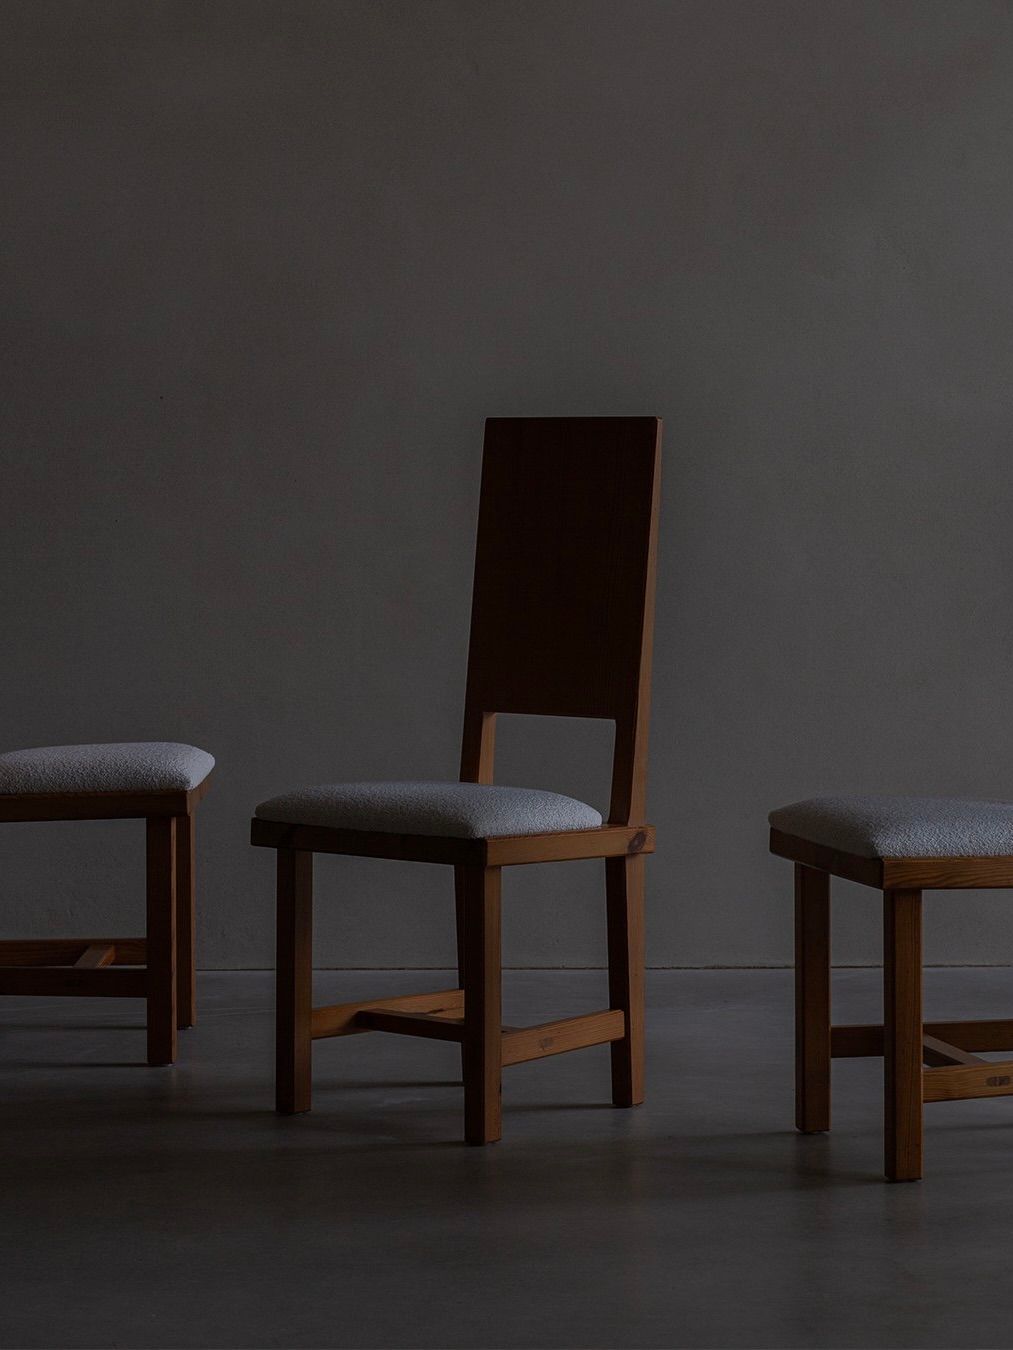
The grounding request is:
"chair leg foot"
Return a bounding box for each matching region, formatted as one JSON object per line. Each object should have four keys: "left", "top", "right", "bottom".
{"left": 146, "top": 817, "right": 177, "bottom": 1067}
{"left": 795, "top": 864, "right": 831, "bottom": 1133}
{"left": 884, "top": 888, "right": 923, "bottom": 1182}
{"left": 606, "top": 854, "right": 645, "bottom": 1107}
{"left": 276, "top": 849, "right": 313, "bottom": 1114}
{"left": 461, "top": 865, "right": 502, "bottom": 1144}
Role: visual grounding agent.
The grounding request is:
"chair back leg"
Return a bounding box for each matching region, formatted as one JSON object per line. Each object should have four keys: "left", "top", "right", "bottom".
{"left": 606, "top": 854, "right": 646, "bottom": 1107}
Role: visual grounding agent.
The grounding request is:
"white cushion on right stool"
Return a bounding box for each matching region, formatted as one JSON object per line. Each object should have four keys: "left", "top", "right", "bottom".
{"left": 769, "top": 795, "right": 1013, "bottom": 858}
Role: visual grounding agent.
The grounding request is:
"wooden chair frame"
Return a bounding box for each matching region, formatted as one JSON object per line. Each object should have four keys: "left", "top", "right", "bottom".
{"left": 773, "top": 826, "right": 1013, "bottom": 1181}
{"left": 253, "top": 416, "right": 661, "bottom": 1143}
{"left": 0, "top": 775, "right": 213, "bottom": 1065}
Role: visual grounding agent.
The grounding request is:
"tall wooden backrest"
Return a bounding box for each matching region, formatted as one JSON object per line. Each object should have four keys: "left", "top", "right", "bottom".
{"left": 461, "top": 417, "right": 662, "bottom": 826}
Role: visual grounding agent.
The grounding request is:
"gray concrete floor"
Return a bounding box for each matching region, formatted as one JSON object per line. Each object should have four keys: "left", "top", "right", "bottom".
{"left": 6, "top": 969, "right": 1013, "bottom": 1349}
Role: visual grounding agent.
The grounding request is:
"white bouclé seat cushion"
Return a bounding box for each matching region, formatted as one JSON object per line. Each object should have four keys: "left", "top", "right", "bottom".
{"left": 0, "top": 742, "right": 215, "bottom": 795}
{"left": 255, "top": 781, "right": 603, "bottom": 838}
{"left": 770, "top": 795, "right": 1013, "bottom": 858}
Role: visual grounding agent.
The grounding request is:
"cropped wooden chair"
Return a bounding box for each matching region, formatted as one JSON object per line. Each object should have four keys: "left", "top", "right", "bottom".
{"left": 0, "top": 741, "right": 214, "bottom": 1065}
{"left": 252, "top": 416, "right": 661, "bottom": 1144}
{"left": 771, "top": 794, "right": 1013, "bottom": 1181}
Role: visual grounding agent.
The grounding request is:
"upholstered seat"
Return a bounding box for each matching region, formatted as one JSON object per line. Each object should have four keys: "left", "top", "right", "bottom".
{"left": 770, "top": 794, "right": 1013, "bottom": 859}
{"left": 0, "top": 742, "right": 215, "bottom": 795}
{"left": 255, "top": 780, "right": 603, "bottom": 838}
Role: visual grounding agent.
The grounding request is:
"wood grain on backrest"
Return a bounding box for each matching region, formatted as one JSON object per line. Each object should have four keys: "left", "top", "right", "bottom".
{"left": 461, "top": 417, "right": 661, "bottom": 825}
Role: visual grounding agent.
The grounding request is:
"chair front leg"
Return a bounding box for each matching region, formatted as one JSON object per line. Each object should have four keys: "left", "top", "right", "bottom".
{"left": 453, "top": 864, "right": 468, "bottom": 1080}
{"left": 146, "top": 816, "right": 178, "bottom": 1066}
{"left": 884, "top": 888, "right": 923, "bottom": 1182}
{"left": 453, "top": 864, "right": 468, "bottom": 985}
{"left": 605, "top": 853, "right": 645, "bottom": 1107}
{"left": 461, "top": 865, "right": 502, "bottom": 1144}
{"left": 175, "top": 811, "right": 196, "bottom": 1029}
{"left": 795, "top": 864, "right": 831, "bottom": 1132}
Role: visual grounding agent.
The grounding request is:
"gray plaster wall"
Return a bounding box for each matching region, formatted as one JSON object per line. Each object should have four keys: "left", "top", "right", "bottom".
{"left": 4, "top": 0, "right": 1013, "bottom": 969}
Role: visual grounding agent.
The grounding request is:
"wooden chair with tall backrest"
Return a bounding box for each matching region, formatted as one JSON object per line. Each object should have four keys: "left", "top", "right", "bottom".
{"left": 251, "top": 417, "right": 661, "bottom": 1143}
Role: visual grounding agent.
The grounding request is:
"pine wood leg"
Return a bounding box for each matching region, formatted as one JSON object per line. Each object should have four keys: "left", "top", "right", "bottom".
{"left": 146, "top": 816, "right": 177, "bottom": 1066}
{"left": 276, "top": 849, "right": 313, "bottom": 1114}
{"left": 453, "top": 863, "right": 468, "bottom": 1080}
{"left": 462, "top": 865, "right": 502, "bottom": 1144}
{"left": 884, "top": 888, "right": 923, "bottom": 1182}
{"left": 606, "top": 853, "right": 645, "bottom": 1107}
{"left": 175, "top": 811, "right": 196, "bottom": 1029}
{"left": 795, "top": 864, "right": 831, "bottom": 1133}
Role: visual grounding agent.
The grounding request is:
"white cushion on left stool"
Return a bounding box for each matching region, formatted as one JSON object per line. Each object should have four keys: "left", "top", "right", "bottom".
{"left": 0, "top": 742, "right": 215, "bottom": 795}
